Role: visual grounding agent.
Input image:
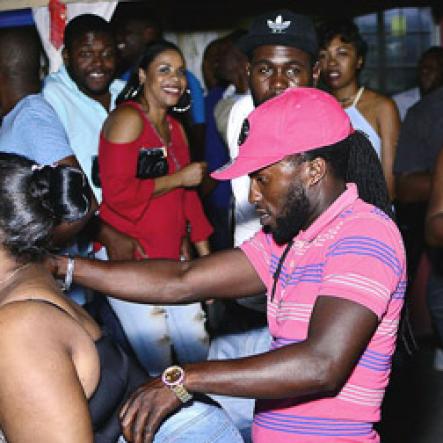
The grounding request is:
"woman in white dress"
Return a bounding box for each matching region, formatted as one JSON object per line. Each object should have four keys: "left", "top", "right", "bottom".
{"left": 318, "top": 19, "right": 400, "bottom": 201}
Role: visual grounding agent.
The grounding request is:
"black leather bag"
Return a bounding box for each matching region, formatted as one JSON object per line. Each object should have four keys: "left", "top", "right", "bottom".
{"left": 91, "top": 155, "right": 101, "bottom": 188}
{"left": 136, "top": 147, "right": 168, "bottom": 179}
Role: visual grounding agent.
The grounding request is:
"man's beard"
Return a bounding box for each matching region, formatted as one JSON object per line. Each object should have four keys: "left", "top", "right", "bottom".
{"left": 271, "top": 182, "right": 310, "bottom": 245}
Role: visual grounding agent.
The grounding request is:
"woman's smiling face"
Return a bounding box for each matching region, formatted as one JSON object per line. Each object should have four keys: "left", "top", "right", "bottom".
{"left": 140, "top": 49, "right": 187, "bottom": 110}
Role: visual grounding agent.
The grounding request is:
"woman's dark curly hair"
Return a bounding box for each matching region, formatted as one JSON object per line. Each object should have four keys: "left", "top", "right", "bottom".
{"left": 317, "top": 19, "right": 368, "bottom": 62}
{"left": 0, "top": 153, "right": 90, "bottom": 262}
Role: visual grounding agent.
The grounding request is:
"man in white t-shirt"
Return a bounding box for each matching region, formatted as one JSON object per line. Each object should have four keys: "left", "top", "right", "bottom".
{"left": 208, "top": 9, "right": 320, "bottom": 440}
{"left": 226, "top": 9, "right": 320, "bottom": 310}
{"left": 393, "top": 46, "right": 443, "bottom": 121}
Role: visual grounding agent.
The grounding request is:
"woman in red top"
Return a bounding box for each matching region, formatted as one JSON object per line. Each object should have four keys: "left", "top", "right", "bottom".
{"left": 98, "top": 40, "right": 212, "bottom": 375}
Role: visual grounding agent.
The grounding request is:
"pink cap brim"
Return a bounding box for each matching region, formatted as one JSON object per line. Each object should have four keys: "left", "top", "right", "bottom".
{"left": 211, "top": 154, "right": 284, "bottom": 180}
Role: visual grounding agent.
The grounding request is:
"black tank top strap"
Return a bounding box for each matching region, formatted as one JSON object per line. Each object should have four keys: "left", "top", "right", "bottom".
{"left": 21, "top": 298, "right": 72, "bottom": 315}
{"left": 16, "top": 298, "right": 100, "bottom": 341}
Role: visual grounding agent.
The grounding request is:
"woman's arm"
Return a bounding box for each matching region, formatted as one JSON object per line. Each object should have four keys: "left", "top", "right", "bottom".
{"left": 0, "top": 302, "right": 95, "bottom": 442}
{"left": 153, "top": 162, "right": 207, "bottom": 197}
{"left": 102, "top": 106, "right": 206, "bottom": 202}
{"left": 377, "top": 96, "right": 400, "bottom": 201}
{"left": 179, "top": 124, "right": 213, "bottom": 253}
{"left": 183, "top": 189, "right": 213, "bottom": 253}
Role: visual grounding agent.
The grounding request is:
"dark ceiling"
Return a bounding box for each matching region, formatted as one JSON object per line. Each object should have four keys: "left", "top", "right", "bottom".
{"left": 144, "top": 0, "right": 443, "bottom": 31}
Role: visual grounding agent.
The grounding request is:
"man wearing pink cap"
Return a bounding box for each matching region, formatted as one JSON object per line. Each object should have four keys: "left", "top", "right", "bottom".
{"left": 53, "top": 88, "right": 406, "bottom": 443}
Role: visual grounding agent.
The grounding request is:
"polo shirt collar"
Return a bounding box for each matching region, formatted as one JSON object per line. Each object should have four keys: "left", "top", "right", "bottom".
{"left": 297, "top": 183, "right": 359, "bottom": 242}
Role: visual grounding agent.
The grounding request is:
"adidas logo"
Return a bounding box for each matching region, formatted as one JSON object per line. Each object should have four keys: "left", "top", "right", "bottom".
{"left": 267, "top": 15, "right": 291, "bottom": 33}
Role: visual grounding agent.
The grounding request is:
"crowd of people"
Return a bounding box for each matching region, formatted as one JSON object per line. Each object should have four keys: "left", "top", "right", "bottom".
{"left": 0, "top": 3, "right": 441, "bottom": 443}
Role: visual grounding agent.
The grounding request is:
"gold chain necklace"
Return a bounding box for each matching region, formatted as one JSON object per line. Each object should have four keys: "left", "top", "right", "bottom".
{"left": 337, "top": 92, "right": 358, "bottom": 104}
{"left": 338, "top": 86, "right": 365, "bottom": 106}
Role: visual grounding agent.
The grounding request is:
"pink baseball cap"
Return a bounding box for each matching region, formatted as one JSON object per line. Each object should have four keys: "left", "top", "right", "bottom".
{"left": 211, "top": 87, "right": 354, "bottom": 180}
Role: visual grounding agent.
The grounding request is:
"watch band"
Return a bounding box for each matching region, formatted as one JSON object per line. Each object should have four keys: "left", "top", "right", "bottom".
{"left": 170, "top": 384, "right": 193, "bottom": 403}
{"left": 161, "top": 365, "right": 193, "bottom": 404}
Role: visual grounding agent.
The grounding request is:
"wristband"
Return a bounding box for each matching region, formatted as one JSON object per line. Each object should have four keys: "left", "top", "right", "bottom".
{"left": 63, "top": 256, "right": 75, "bottom": 292}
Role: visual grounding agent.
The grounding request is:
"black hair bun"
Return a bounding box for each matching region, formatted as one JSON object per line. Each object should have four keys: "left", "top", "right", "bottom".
{"left": 0, "top": 153, "right": 91, "bottom": 262}
{"left": 30, "top": 165, "right": 90, "bottom": 222}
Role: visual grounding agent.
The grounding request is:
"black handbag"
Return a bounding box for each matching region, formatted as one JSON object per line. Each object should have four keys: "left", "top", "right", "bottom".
{"left": 136, "top": 147, "right": 168, "bottom": 179}
{"left": 91, "top": 155, "right": 101, "bottom": 188}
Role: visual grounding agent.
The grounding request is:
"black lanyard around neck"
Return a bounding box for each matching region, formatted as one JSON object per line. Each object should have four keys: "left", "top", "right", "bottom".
{"left": 271, "top": 239, "right": 294, "bottom": 302}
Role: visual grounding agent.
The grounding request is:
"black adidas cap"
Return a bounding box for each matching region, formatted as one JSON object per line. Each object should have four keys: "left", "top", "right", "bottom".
{"left": 237, "top": 9, "right": 318, "bottom": 59}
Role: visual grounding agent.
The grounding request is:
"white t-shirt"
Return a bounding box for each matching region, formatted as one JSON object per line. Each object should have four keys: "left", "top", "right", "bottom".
{"left": 226, "top": 93, "right": 261, "bottom": 247}
{"left": 392, "top": 87, "right": 420, "bottom": 121}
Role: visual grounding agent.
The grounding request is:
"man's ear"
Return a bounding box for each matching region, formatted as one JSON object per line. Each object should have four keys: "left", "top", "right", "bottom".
{"left": 62, "top": 48, "right": 69, "bottom": 66}
{"left": 246, "top": 62, "right": 251, "bottom": 78}
{"left": 312, "top": 61, "right": 321, "bottom": 87}
{"left": 356, "top": 55, "right": 363, "bottom": 70}
{"left": 307, "top": 156, "right": 327, "bottom": 186}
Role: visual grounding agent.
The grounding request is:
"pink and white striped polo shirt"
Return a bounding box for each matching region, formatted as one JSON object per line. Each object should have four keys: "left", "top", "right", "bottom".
{"left": 241, "top": 183, "right": 406, "bottom": 443}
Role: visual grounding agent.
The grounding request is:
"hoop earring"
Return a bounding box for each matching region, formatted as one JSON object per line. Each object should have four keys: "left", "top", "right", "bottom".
{"left": 131, "top": 83, "right": 144, "bottom": 99}
{"left": 172, "top": 89, "right": 192, "bottom": 113}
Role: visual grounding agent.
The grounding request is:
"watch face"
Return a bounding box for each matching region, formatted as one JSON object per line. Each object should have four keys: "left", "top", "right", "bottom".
{"left": 162, "top": 366, "right": 184, "bottom": 386}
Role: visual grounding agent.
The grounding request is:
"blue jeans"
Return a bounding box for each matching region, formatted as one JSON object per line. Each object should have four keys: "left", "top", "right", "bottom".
{"left": 118, "top": 400, "right": 244, "bottom": 443}
{"left": 108, "top": 298, "right": 209, "bottom": 376}
{"left": 208, "top": 327, "right": 272, "bottom": 442}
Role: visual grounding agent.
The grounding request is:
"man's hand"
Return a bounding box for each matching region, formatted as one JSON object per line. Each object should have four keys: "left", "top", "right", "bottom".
{"left": 98, "top": 222, "right": 147, "bottom": 260}
{"left": 119, "top": 378, "right": 181, "bottom": 443}
{"left": 43, "top": 255, "right": 62, "bottom": 276}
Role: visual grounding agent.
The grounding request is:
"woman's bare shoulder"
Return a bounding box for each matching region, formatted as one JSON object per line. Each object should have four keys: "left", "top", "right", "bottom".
{"left": 364, "top": 88, "right": 397, "bottom": 112}
{"left": 102, "top": 103, "right": 145, "bottom": 144}
{"left": 0, "top": 296, "right": 69, "bottom": 335}
{"left": 0, "top": 297, "right": 96, "bottom": 442}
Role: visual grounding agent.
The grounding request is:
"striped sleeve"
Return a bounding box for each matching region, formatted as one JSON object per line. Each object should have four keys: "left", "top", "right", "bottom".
{"left": 240, "top": 230, "right": 275, "bottom": 290}
{"left": 318, "top": 217, "right": 405, "bottom": 318}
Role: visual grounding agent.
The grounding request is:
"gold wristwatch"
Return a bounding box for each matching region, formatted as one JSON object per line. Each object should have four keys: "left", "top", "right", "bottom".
{"left": 161, "top": 365, "right": 193, "bottom": 403}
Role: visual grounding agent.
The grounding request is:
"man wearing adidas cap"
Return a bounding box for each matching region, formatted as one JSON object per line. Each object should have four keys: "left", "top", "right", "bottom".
{"left": 210, "top": 15, "right": 322, "bottom": 433}
{"left": 54, "top": 88, "right": 406, "bottom": 443}
{"left": 227, "top": 8, "right": 320, "bottom": 279}
{"left": 209, "top": 12, "right": 320, "bottom": 436}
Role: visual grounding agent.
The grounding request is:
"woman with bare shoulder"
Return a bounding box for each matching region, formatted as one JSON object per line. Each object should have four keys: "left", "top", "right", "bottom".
{"left": 0, "top": 153, "right": 241, "bottom": 443}
{"left": 318, "top": 19, "right": 400, "bottom": 201}
{"left": 98, "top": 40, "right": 213, "bottom": 375}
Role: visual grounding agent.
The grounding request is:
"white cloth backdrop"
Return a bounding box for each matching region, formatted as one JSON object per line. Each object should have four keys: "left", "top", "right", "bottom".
{"left": 32, "top": 1, "right": 231, "bottom": 91}
{"left": 32, "top": 1, "right": 117, "bottom": 73}
{"left": 165, "top": 30, "right": 228, "bottom": 92}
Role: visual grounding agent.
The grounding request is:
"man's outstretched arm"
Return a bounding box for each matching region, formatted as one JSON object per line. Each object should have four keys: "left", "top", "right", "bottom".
{"left": 54, "top": 248, "right": 265, "bottom": 304}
